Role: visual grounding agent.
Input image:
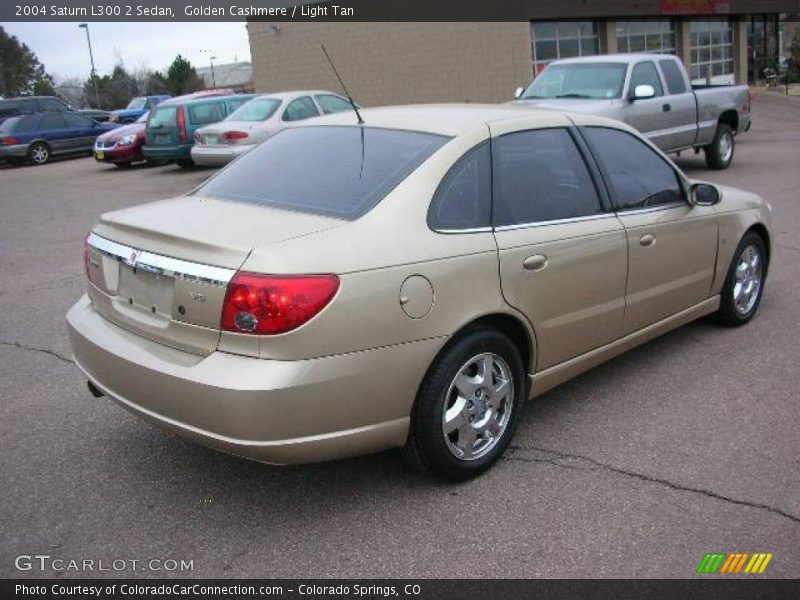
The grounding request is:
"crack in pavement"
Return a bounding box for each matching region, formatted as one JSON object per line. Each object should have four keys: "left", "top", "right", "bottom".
{"left": 0, "top": 340, "right": 73, "bottom": 365}
{"left": 506, "top": 445, "right": 800, "bottom": 525}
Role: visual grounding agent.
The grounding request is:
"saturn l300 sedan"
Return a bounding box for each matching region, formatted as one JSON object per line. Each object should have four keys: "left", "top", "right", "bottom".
{"left": 68, "top": 105, "right": 772, "bottom": 480}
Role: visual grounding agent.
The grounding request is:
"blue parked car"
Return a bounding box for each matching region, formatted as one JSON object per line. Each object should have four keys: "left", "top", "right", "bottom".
{"left": 0, "top": 112, "right": 119, "bottom": 166}
{"left": 109, "top": 95, "right": 171, "bottom": 124}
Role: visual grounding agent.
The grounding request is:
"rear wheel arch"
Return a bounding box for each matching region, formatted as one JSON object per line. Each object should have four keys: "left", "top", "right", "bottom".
{"left": 448, "top": 313, "right": 536, "bottom": 377}
{"left": 719, "top": 110, "right": 739, "bottom": 132}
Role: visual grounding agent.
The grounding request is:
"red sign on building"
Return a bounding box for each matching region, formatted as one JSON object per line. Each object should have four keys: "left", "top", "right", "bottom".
{"left": 660, "top": 0, "right": 731, "bottom": 15}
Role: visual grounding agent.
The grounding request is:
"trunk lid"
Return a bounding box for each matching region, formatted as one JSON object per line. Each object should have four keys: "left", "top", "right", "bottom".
{"left": 86, "top": 195, "right": 344, "bottom": 354}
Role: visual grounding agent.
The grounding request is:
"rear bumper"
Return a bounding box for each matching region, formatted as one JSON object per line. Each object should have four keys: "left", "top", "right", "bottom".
{"left": 0, "top": 143, "right": 30, "bottom": 159}
{"left": 142, "top": 144, "right": 192, "bottom": 161}
{"left": 190, "top": 144, "right": 254, "bottom": 166}
{"left": 67, "top": 295, "right": 441, "bottom": 465}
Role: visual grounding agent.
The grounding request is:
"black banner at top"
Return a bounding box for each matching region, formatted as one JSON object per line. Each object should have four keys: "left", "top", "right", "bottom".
{"left": 4, "top": 0, "right": 799, "bottom": 22}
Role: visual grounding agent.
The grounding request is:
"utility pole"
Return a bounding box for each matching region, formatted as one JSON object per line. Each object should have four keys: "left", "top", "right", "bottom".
{"left": 78, "top": 23, "right": 100, "bottom": 107}
{"left": 210, "top": 56, "right": 217, "bottom": 89}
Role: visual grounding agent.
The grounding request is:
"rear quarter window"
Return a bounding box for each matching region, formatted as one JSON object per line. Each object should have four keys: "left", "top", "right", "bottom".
{"left": 188, "top": 102, "right": 226, "bottom": 125}
{"left": 196, "top": 126, "right": 449, "bottom": 220}
{"left": 659, "top": 59, "right": 688, "bottom": 95}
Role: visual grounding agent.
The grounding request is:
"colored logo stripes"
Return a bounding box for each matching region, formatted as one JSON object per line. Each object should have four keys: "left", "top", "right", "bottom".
{"left": 696, "top": 552, "right": 773, "bottom": 574}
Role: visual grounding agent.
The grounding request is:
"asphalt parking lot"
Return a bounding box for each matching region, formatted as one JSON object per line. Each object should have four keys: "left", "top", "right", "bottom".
{"left": 1, "top": 91, "right": 798, "bottom": 579}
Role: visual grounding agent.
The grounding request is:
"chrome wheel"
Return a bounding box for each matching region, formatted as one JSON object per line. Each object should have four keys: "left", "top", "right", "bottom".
{"left": 30, "top": 144, "right": 49, "bottom": 164}
{"left": 442, "top": 352, "right": 514, "bottom": 461}
{"left": 733, "top": 244, "right": 762, "bottom": 316}
{"left": 719, "top": 131, "right": 733, "bottom": 163}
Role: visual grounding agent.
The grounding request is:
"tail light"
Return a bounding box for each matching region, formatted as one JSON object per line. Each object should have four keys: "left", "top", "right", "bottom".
{"left": 0, "top": 137, "right": 18, "bottom": 145}
{"left": 222, "top": 130, "right": 249, "bottom": 142}
{"left": 177, "top": 106, "right": 188, "bottom": 142}
{"left": 221, "top": 273, "right": 339, "bottom": 335}
{"left": 743, "top": 89, "right": 751, "bottom": 114}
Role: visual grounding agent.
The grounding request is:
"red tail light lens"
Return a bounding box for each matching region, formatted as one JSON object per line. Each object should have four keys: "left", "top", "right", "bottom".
{"left": 222, "top": 130, "right": 249, "bottom": 141}
{"left": 744, "top": 90, "right": 751, "bottom": 114}
{"left": 0, "top": 137, "right": 18, "bottom": 145}
{"left": 221, "top": 273, "right": 339, "bottom": 335}
{"left": 177, "top": 106, "right": 188, "bottom": 142}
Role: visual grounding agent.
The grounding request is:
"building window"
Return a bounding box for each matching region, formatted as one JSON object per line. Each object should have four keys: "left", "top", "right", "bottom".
{"left": 532, "top": 21, "right": 600, "bottom": 75}
{"left": 616, "top": 20, "right": 677, "bottom": 54}
{"left": 690, "top": 18, "right": 735, "bottom": 84}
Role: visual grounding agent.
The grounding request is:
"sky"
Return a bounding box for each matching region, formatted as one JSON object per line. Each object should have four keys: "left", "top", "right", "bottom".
{"left": 1, "top": 22, "right": 252, "bottom": 82}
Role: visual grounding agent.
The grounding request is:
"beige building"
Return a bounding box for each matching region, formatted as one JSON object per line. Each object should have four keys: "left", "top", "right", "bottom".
{"left": 248, "top": 1, "right": 796, "bottom": 106}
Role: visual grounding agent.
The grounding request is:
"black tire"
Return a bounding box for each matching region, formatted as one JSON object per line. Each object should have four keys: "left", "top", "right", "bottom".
{"left": 114, "top": 162, "right": 133, "bottom": 169}
{"left": 404, "top": 326, "right": 526, "bottom": 481}
{"left": 176, "top": 159, "right": 194, "bottom": 169}
{"left": 27, "top": 142, "right": 50, "bottom": 165}
{"left": 704, "top": 123, "right": 735, "bottom": 170}
{"left": 713, "top": 232, "right": 767, "bottom": 327}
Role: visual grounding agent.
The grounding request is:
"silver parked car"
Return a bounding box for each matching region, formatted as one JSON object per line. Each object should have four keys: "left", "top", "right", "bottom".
{"left": 190, "top": 90, "right": 355, "bottom": 166}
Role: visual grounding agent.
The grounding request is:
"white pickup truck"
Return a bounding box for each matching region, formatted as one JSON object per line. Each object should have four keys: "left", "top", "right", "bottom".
{"left": 514, "top": 53, "right": 752, "bottom": 170}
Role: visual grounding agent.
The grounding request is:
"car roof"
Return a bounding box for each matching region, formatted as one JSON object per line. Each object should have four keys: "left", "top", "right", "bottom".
{"left": 253, "top": 90, "right": 343, "bottom": 101}
{"left": 552, "top": 53, "right": 676, "bottom": 65}
{"left": 304, "top": 103, "right": 629, "bottom": 137}
{"left": 160, "top": 94, "right": 254, "bottom": 107}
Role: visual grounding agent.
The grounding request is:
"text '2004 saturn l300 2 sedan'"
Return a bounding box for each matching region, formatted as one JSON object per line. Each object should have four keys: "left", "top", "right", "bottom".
{"left": 67, "top": 105, "right": 772, "bottom": 480}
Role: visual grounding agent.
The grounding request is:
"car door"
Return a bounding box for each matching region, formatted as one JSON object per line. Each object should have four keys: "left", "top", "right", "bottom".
{"left": 626, "top": 60, "right": 675, "bottom": 151}
{"left": 582, "top": 126, "right": 718, "bottom": 334}
{"left": 657, "top": 58, "right": 699, "bottom": 150}
{"left": 491, "top": 120, "right": 628, "bottom": 370}
{"left": 62, "top": 113, "right": 97, "bottom": 150}
{"left": 281, "top": 96, "right": 321, "bottom": 123}
{"left": 38, "top": 114, "right": 70, "bottom": 152}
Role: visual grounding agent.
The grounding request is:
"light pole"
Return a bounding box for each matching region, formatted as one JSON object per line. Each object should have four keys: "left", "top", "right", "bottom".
{"left": 78, "top": 23, "right": 100, "bottom": 107}
{"left": 209, "top": 56, "right": 217, "bottom": 89}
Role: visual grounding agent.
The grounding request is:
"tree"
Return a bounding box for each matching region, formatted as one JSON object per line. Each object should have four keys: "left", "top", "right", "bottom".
{"left": 82, "top": 63, "right": 138, "bottom": 109}
{"left": 0, "top": 26, "right": 56, "bottom": 97}
{"left": 165, "top": 55, "right": 205, "bottom": 95}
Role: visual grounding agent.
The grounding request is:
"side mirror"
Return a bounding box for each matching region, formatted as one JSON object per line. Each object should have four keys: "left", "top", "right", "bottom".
{"left": 690, "top": 183, "right": 722, "bottom": 207}
{"left": 514, "top": 87, "right": 524, "bottom": 100}
{"left": 631, "top": 84, "right": 656, "bottom": 101}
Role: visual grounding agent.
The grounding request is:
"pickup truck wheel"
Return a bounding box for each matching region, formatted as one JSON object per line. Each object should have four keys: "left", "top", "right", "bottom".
{"left": 705, "top": 123, "right": 735, "bottom": 170}
{"left": 404, "top": 326, "right": 526, "bottom": 481}
{"left": 714, "top": 232, "right": 767, "bottom": 326}
{"left": 27, "top": 142, "right": 50, "bottom": 165}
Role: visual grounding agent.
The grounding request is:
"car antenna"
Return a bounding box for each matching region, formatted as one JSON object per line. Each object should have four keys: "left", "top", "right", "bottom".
{"left": 321, "top": 43, "right": 364, "bottom": 125}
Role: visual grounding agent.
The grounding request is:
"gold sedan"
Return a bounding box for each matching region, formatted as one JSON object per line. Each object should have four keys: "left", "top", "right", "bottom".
{"left": 68, "top": 105, "right": 772, "bottom": 480}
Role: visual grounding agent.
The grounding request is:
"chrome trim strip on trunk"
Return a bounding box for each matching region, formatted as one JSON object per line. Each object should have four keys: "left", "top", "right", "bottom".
{"left": 86, "top": 232, "right": 236, "bottom": 286}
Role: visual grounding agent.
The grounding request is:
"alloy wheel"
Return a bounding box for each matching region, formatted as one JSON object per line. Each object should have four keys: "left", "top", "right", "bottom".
{"left": 733, "top": 244, "right": 762, "bottom": 316}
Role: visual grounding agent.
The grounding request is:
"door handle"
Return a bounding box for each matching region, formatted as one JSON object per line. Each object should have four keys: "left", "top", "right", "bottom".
{"left": 662, "top": 103, "right": 671, "bottom": 112}
{"left": 523, "top": 254, "right": 548, "bottom": 272}
{"left": 639, "top": 234, "right": 656, "bottom": 247}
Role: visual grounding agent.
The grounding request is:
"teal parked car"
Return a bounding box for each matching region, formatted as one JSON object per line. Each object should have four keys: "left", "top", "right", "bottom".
{"left": 143, "top": 94, "right": 255, "bottom": 167}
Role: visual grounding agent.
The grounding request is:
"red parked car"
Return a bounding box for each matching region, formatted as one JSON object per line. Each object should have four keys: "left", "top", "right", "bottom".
{"left": 93, "top": 90, "right": 236, "bottom": 168}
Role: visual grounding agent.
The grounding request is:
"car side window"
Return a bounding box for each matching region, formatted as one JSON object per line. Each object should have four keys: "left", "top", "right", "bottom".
{"left": 40, "top": 114, "right": 66, "bottom": 129}
{"left": 583, "top": 127, "right": 685, "bottom": 211}
{"left": 63, "top": 113, "right": 91, "bottom": 127}
{"left": 315, "top": 94, "right": 353, "bottom": 115}
{"left": 282, "top": 97, "right": 320, "bottom": 122}
{"left": 40, "top": 98, "right": 67, "bottom": 112}
{"left": 659, "top": 60, "right": 688, "bottom": 95}
{"left": 188, "top": 103, "right": 225, "bottom": 125}
{"left": 428, "top": 142, "right": 491, "bottom": 231}
{"left": 492, "top": 128, "right": 603, "bottom": 227}
{"left": 630, "top": 62, "right": 664, "bottom": 97}
{"left": 19, "top": 99, "right": 37, "bottom": 112}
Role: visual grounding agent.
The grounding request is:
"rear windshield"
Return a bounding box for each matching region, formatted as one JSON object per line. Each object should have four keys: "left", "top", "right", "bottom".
{"left": 196, "top": 126, "right": 449, "bottom": 220}
{"left": 149, "top": 106, "right": 177, "bottom": 127}
{"left": 226, "top": 98, "right": 280, "bottom": 122}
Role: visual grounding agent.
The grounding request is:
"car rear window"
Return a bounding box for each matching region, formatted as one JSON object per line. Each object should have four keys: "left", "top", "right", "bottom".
{"left": 149, "top": 106, "right": 177, "bottom": 127}
{"left": 196, "top": 126, "right": 449, "bottom": 220}
{"left": 0, "top": 116, "right": 36, "bottom": 134}
{"left": 226, "top": 98, "right": 281, "bottom": 122}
